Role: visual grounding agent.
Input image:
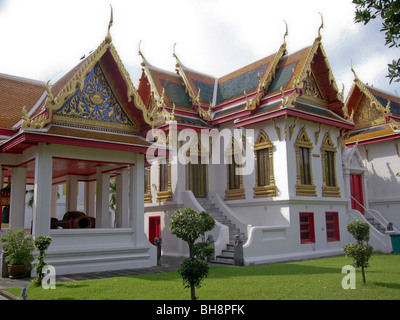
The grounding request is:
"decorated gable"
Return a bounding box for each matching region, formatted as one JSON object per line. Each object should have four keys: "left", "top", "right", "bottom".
{"left": 302, "top": 71, "right": 325, "bottom": 102}
{"left": 54, "top": 63, "right": 137, "bottom": 133}
{"left": 352, "top": 93, "right": 387, "bottom": 129}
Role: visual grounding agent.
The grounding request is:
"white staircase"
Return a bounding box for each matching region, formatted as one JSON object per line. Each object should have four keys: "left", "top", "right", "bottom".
{"left": 198, "top": 198, "right": 246, "bottom": 265}
{"left": 366, "top": 217, "right": 386, "bottom": 234}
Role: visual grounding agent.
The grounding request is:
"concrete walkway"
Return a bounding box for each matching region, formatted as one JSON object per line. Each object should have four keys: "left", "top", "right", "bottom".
{"left": 0, "top": 256, "right": 187, "bottom": 300}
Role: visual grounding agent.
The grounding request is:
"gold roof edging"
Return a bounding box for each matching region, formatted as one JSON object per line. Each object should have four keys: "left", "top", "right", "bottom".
{"left": 21, "top": 6, "right": 158, "bottom": 129}
{"left": 245, "top": 21, "right": 289, "bottom": 111}
{"left": 173, "top": 44, "right": 212, "bottom": 121}
{"left": 138, "top": 42, "right": 176, "bottom": 123}
{"left": 282, "top": 14, "right": 343, "bottom": 109}
{"left": 345, "top": 62, "right": 391, "bottom": 123}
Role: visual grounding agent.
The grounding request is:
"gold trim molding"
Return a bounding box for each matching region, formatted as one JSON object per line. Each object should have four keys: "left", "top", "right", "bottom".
{"left": 320, "top": 132, "right": 341, "bottom": 197}
{"left": 245, "top": 21, "right": 289, "bottom": 111}
{"left": 225, "top": 137, "right": 246, "bottom": 200}
{"left": 173, "top": 44, "right": 212, "bottom": 121}
{"left": 253, "top": 129, "right": 276, "bottom": 198}
{"left": 295, "top": 127, "right": 317, "bottom": 196}
{"left": 21, "top": 8, "right": 158, "bottom": 130}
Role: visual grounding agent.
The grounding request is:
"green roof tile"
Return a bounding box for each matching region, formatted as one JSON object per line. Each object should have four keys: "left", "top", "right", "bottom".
{"left": 162, "top": 80, "right": 192, "bottom": 108}
{"left": 216, "top": 65, "right": 267, "bottom": 104}
{"left": 267, "top": 63, "right": 297, "bottom": 94}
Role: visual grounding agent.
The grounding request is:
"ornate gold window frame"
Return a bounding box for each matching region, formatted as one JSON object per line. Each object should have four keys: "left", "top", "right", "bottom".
{"left": 144, "top": 166, "right": 152, "bottom": 203}
{"left": 295, "top": 127, "right": 317, "bottom": 196}
{"left": 253, "top": 129, "right": 276, "bottom": 198}
{"left": 185, "top": 134, "right": 209, "bottom": 198}
{"left": 320, "top": 132, "right": 340, "bottom": 197}
{"left": 225, "top": 137, "right": 246, "bottom": 200}
{"left": 156, "top": 156, "right": 173, "bottom": 202}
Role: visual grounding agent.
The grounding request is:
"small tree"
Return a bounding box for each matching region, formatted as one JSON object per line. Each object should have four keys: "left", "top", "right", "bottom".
{"left": 343, "top": 220, "right": 374, "bottom": 284}
{"left": 33, "top": 235, "right": 52, "bottom": 287}
{"left": 169, "top": 208, "right": 215, "bottom": 300}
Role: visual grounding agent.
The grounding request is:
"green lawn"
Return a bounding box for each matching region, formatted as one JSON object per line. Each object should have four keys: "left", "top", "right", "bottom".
{"left": 5, "top": 254, "right": 400, "bottom": 300}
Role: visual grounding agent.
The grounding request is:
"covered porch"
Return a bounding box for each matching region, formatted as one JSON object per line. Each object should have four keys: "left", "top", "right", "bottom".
{"left": 0, "top": 133, "right": 157, "bottom": 275}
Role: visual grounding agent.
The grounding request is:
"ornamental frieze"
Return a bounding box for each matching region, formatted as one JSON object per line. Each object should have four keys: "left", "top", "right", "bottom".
{"left": 54, "top": 63, "right": 135, "bottom": 131}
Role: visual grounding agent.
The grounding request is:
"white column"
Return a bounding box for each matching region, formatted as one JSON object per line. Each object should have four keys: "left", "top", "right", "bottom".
{"left": 65, "top": 175, "right": 78, "bottom": 212}
{"left": 96, "top": 167, "right": 110, "bottom": 228}
{"left": 130, "top": 154, "right": 145, "bottom": 245}
{"left": 9, "top": 167, "right": 27, "bottom": 230}
{"left": 32, "top": 143, "right": 53, "bottom": 237}
{"left": 84, "top": 180, "right": 96, "bottom": 217}
{"left": 116, "top": 170, "right": 129, "bottom": 228}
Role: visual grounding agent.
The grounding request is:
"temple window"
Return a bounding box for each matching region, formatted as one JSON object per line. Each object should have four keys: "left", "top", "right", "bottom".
{"left": 225, "top": 137, "right": 245, "bottom": 200}
{"left": 326, "top": 212, "right": 340, "bottom": 242}
{"left": 159, "top": 159, "right": 168, "bottom": 192}
{"left": 321, "top": 132, "right": 341, "bottom": 197}
{"left": 299, "top": 212, "right": 315, "bottom": 244}
{"left": 144, "top": 166, "right": 152, "bottom": 203}
{"left": 295, "top": 127, "right": 316, "bottom": 196}
{"left": 156, "top": 155, "right": 172, "bottom": 202}
{"left": 253, "top": 130, "right": 276, "bottom": 198}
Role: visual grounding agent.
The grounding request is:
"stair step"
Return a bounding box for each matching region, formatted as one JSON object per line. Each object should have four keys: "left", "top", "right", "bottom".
{"left": 366, "top": 218, "right": 387, "bottom": 234}
{"left": 214, "top": 255, "right": 234, "bottom": 264}
{"left": 198, "top": 198, "right": 246, "bottom": 266}
{"left": 221, "top": 249, "right": 234, "bottom": 258}
{"left": 211, "top": 259, "right": 235, "bottom": 265}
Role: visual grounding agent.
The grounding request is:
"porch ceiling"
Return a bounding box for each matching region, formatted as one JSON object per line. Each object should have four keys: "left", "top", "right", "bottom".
{"left": 2, "top": 157, "right": 131, "bottom": 182}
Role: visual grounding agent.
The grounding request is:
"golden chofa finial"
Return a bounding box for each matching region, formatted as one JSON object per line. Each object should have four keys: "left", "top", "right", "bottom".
{"left": 317, "top": 12, "right": 324, "bottom": 41}
{"left": 138, "top": 40, "right": 146, "bottom": 67}
{"left": 283, "top": 20, "right": 289, "bottom": 47}
{"left": 351, "top": 59, "right": 359, "bottom": 81}
{"left": 45, "top": 80, "right": 54, "bottom": 103}
{"left": 138, "top": 40, "right": 143, "bottom": 57}
{"left": 172, "top": 42, "right": 177, "bottom": 58}
{"left": 105, "top": 5, "right": 114, "bottom": 44}
{"left": 173, "top": 43, "right": 182, "bottom": 69}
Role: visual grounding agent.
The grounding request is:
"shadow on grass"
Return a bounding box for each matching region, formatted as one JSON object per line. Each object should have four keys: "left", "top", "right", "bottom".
{"left": 130, "top": 263, "right": 342, "bottom": 283}
{"left": 372, "top": 282, "right": 400, "bottom": 290}
{"left": 210, "top": 263, "right": 341, "bottom": 278}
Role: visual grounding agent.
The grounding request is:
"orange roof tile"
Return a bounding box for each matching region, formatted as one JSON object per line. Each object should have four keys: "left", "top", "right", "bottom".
{"left": 346, "top": 123, "right": 397, "bottom": 144}
{"left": 0, "top": 74, "right": 45, "bottom": 129}
{"left": 45, "top": 125, "right": 151, "bottom": 146}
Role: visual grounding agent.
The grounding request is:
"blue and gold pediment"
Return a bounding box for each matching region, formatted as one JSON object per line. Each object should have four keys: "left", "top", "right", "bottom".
{"left": 54, "top": 63, "right": 137, "bottom": 132}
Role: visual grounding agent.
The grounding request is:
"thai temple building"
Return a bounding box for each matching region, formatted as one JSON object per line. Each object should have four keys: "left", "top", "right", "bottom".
{"left": 0, "top": 11, "right": 398, "bottom": 275}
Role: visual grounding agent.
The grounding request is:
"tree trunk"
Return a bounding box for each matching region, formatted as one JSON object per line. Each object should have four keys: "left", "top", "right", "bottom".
{"left": 361, "top": 266, "right": 366, "bottom": 284}
{"left": 188, "top": 242, "right": 193, "bottom": 258}
{"left": 191, "top": 284, "right": 196, "bottom": 300}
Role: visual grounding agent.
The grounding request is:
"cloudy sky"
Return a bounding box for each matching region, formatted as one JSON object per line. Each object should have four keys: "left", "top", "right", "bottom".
{"left": 0, "top": 0, "right": 398, "bottom": 97}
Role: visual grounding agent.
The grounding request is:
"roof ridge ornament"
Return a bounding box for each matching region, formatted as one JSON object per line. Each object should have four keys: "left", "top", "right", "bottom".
{"left": 138, "top": 40, "right": 145, "bottom": 66}
{"left": 173, "top": 43, "right": 181, "bottom": 67}
{"left": 244, "top": 21, "right": 288, "bottom": 111}
{"left": 317, "top": 12, "right": 324, "bottom": 41}
{"left": 351, "top": 59, "right": 360, "bottom": 82}
{"left": 45, "top": 80, "right": 55, "bottom": 104}
{"left": 173, "top": 43, "right": 207, "bottom": 121}
{"left": 283, "top": 20, "right": 289, "bottom": 48}
{"left": 105, "top": 5, "right": 113, "bottom": 44}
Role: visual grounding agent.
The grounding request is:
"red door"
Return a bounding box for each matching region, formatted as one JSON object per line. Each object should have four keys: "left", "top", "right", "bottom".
{"left": 350, "top": 174, "right": 364, "bottom": 214}
{"left": 149, "top": 216, "right": 161, "bottom": 245}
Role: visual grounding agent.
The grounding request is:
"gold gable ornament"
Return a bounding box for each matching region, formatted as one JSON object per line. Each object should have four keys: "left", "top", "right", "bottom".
{"left": 245, "top": 21, "right": 289, "bottom": 111}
